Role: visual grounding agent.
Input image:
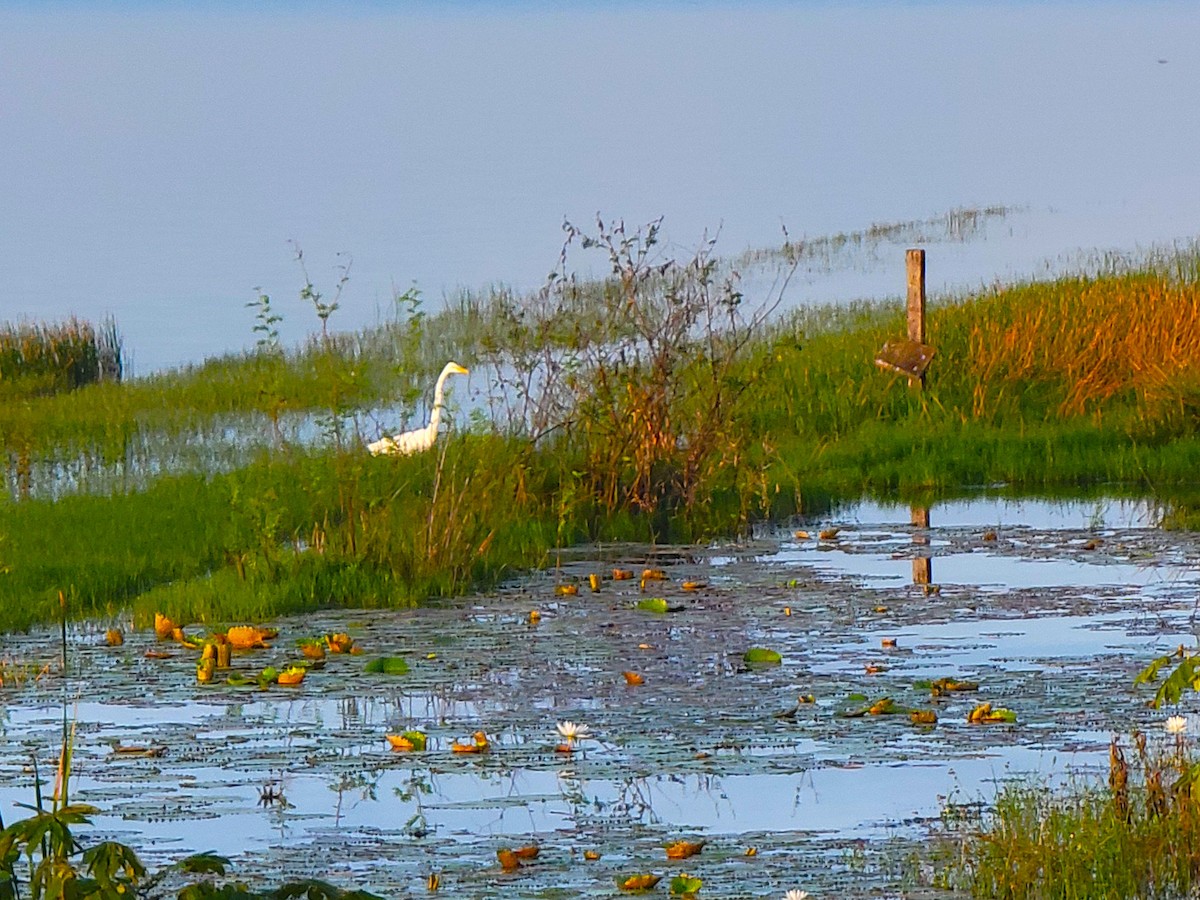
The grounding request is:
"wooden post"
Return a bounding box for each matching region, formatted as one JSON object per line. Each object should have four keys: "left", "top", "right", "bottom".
{"left": 906, "top": 249, "right": 926, "bottom": 387}
{"left": 873, "top": 250, "right": 933, "bottom": 382}
{"left": 906, "top": 249, "right": 926, "bottom": 343}
{"left": 911, "top": 504, "right": 932, "bottom": 585}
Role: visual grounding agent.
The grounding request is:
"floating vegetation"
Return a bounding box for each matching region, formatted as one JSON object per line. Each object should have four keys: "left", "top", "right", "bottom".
{"left": 325, "top": 633, "right": 355, "bottom": 654}
{"left": 385, "top": 731, "right": 427, "bottom": 752}
{"left": 8, "top": 216, "right": 1200, "bottom": 899}
{"left": 1, "top": 506, "right": 1190, "bottom": 896}
{"left": 275, "top": 666, "right": 306, "bottom": 686}
{"left": 967, "top": 702, "right": 1018, "bottom": 725}
{"left": 618, "top": 873, "right": 661, "bottom": 892}
{"left": 664, "top": 840, "right": 704, "bottom": 860}
{"left": 742, "top": 647, "right": 782, "bottom": 666}
{"left": 363, "top": 657, "right": 410, "bottom": 676}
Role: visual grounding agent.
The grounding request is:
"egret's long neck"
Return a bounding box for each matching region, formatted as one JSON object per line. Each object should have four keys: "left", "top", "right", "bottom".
{"left": 428, "top": 370, "right": 452, "bottom": 429}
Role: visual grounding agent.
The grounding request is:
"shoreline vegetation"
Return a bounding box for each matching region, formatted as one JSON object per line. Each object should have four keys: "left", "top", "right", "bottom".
{"left": 2, "top": 217, "right": 1200, "bottom": 634}
{"left": 4, "top": 213, "right": 1200, "bottom": 899}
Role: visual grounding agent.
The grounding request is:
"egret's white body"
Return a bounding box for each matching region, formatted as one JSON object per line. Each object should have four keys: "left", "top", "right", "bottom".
{"left": 368, "top": 361, "right": 469, "bottom": 456}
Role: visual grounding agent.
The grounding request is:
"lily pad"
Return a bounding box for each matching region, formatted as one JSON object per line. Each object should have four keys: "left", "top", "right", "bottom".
{"left": 400, "top": 730, "right": 427, "bottom": 751}
{"left": 915, "top": 676, "right": 981, "bottom": 694}
{"left": 364, "top": 657, "right": 410, "bottom": 676}
{"left": 743, "top": 647, "right": 782, "bottom": 666}
{"left": 967, "top": 702, "right": 1018, "bottom": 724}
{"left": 670, "top": 874, "right": 703, "bottom": 895}
{"left": 618, "top": 873, "right": 661, "bottom": 892}
{"left": 840, "top": 696, "right": 907, "bottom": 718}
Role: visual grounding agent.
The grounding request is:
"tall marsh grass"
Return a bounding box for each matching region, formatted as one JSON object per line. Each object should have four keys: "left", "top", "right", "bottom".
{"left": 5, "top": 232, "right": 1200, "bottom": 630}
{"left": 943, "top": 732, "right": 1200, "bottom": 899}
{"left": 935, "top": 272, "right": 1200, "bottom": 421}
{"left": 0, "top": 317, "right": 121, "bottom": 399}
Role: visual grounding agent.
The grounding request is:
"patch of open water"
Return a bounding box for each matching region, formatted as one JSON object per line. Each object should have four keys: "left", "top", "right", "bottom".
{"left": 1, "top": 497, "right": 1197, "bottom": 897}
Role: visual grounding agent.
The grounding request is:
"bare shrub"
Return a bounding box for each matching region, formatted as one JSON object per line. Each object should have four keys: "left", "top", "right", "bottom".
{"left": 474, "top": 216, "right": 794, "bottom": 513}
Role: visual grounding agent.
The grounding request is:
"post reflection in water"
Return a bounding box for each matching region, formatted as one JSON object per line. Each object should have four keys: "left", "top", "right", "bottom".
{"left": 911, "top": 505, "right": 932, "bottom": 586}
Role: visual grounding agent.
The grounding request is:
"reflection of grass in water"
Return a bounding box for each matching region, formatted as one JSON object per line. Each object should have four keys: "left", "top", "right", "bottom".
{"left": 939, "top": 731, "right": 1200, "bottom": 899}
{"left": 735, "top": 204, "right": 1015, "bottom": 271}
{"left": 1, "top": 523, "right": 1192, "bottom": 897}
{"left": 0, "top": 657, "right": 52, "bottom": 686}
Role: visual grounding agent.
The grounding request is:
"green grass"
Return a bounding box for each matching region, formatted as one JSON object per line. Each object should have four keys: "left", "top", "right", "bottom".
{"left": 0, "top": 316, "right": 121, "bottom": 400}
{"left": 4, "top": 234, "right": 1200, "bottom": 632}
{"left": 940, "top": 734, "right": 1200, "bottom": 898}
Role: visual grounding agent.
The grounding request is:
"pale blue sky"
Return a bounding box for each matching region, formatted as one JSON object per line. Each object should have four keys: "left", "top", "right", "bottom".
{"left": 2, "top": 2, "right": 1196, "bottom": 372}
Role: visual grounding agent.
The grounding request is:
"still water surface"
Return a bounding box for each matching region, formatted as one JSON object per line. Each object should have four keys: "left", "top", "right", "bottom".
{"left": 0, "top": 498, "right": 1194, "bottom": 896}
{"left": 3, "top": 2, "right": 1198, "bottom": 373}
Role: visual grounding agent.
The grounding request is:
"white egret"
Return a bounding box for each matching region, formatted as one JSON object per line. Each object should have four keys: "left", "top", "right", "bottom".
{"left": 367, "top": 361, "right": 469, "bottom": 456}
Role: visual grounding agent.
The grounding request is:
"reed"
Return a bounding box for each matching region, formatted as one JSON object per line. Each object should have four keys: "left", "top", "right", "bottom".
{"left": 0, "top": 317, "right": 121, "bottom": 400}
{"left": 4, "top": 235, "right": 1200, "bottom": 630}
{"left": 941, "top": 732, "right": 1200, "bottom": 898}
{"left": 933, "top": 270, "right": 1200, "bottom": 421}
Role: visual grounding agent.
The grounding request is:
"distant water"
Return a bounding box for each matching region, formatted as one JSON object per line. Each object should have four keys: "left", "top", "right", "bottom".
{"left": 2, "top": 1, "right": 1197, "bottom": 374}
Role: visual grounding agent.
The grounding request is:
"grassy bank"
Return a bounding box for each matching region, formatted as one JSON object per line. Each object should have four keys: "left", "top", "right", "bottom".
{"left": 939, "top": 730, "right": 1200, "bottom": 898}
{"left": 3, "top": 228, "right": 1200, "bottom": 632}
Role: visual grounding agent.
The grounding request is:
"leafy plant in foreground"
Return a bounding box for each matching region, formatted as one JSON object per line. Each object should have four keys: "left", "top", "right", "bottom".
{"left": 1134, "top": 647, "right": 1200, "bottom": 708}
{"left": 0, "top": 697, "right": 382, "bottom": 900}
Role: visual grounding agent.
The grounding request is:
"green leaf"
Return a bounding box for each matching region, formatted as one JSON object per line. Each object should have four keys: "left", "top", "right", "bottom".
{"left": 52, "top": 803, "right": 99, "bottom": 823}
{"left": 82, "top": 840, "right": 146, "bottom": 893}
{"left": 1134, "top": 654, "right": 1174, "bottom": 685}
{"left": 401, "top": 730, "right": 428, "bottom": 751}
{"left": 1153, "top": 657, "right": 1200, "bottom": 708}
{"left": 177, "top": 852, "right": 230, "bottom": 875}
{"left": 637, "top": 598, "right": 669, "bottom": 614}
{"left": 364, "top": 657, "right": 410, "bottom": 676}
{"left": 743, "top": 647, "right": 782, "bottom": 665}
{"left": 670, "top": 874, "right": 703, "bottom": 894}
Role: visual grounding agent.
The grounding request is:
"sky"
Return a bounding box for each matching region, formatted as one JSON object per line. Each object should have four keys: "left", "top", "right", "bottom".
{"left": 2, "top": 1, "right": 1197, "bottom": 372}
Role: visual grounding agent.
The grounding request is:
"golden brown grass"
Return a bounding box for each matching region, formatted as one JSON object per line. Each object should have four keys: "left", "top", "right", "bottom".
{"left": 956, "top": 273, "right": 1200, "bottom": 418}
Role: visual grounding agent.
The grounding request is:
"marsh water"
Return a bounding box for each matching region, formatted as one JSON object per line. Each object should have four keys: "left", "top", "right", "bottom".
{"left": 3, "top": 3, "right": 1199, "bottom": 373}
{"left": 1, "top": 497, "right": 1196, "bottom": 897}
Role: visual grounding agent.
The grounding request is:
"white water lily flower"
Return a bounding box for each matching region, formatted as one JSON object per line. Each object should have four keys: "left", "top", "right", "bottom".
{"left": 556, "top": 721, "right": 592, "bottom": 743}
{"left": 1166, "top": 715, "right": 1188, "bottom": 735}
{"left": 784, "top": 891, "right": 810, "bottom": 900}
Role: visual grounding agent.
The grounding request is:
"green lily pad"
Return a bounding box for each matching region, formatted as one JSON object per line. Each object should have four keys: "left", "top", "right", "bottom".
{"left": 637, "top": 598, "right": 670, "bottom": 614}
{"left": 670, "top": 874, "right": 703, "bottom": 895}
{"left": 400, "top": 730, "right": 427, "bottom": 751}
{"left": 985, "top": 706, "right": 1018, "bottom": 723}
{"left": 364, "top": 656, "right": 411, "bottom": 675}
{"left": 840, "top": 696, "right": 907, "bottom": 718}
{"left": 743, "top": 647, "right": 782, "bottom": 665}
